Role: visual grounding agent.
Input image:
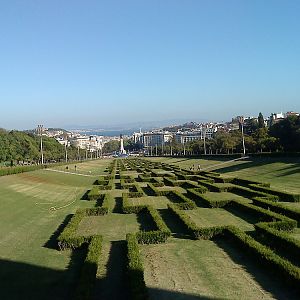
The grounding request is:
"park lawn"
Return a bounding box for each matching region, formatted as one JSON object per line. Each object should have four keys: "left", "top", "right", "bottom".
{"left": 150, "top": 157, "right": 300, "bottom": 194}
{"left": 53, "top": 158, "right": 111, "bottom": 175}
{"left": 185, "top": 207, "right": 254, "bottom": 231}
{"left": 141, "top": 238, "right": 278, "bottom": 300}
{"left": 0, "top": 159, "right": 111, "bottom": 299}
{"left": 76, "top": 213, "right": 140, "bottom": 242}
{"left": 126, "top": 196, "right": 171, "bottom": 209}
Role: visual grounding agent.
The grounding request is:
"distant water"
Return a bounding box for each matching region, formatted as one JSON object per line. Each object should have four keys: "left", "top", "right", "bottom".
{"left": 81, "top": 129, "right": 136, "bottom": 137}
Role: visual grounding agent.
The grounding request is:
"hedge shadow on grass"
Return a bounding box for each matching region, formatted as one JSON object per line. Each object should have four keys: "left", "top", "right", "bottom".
{"left": 158, "top": 208, "right": 191, "bottom": 239}
{"left": 93, "top": 241, "right": 130, "bottom": 300}
{"left": 0, "top": 248, "right": 87, "bottom": 300}
{"left": 44, "top": 214, "right": 73, "bottom": 249}
{"left": 224, "top": 205, "right": 260, "bottom": 225}
{"left": 113, "top": 196, "right": 123, "bottom": 213}
{"left": 80, "top": 189, "right": 90, "bottom": 200}
{"left": 214, "top": 238, "right": 300, "bottom": 300}
{"left": 137, "top": 210, "right": 157, "bottom": 232}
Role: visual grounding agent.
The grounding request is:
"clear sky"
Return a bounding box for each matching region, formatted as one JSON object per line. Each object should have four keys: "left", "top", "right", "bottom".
{"left": 0, "top": 0, "right": 299, "bottom": 129}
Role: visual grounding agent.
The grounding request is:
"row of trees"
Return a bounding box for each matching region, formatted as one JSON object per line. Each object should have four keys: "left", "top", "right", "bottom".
{"left": 0, "top": 129, "right": 87, "bottom": 164}
{"left": 164, "top": 114, "right": 300, "bottom": 155}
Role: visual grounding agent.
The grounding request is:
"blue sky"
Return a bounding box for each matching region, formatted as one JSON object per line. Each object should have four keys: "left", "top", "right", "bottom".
{"left": 0, "top": 0, "right": 299, "bottom": 129}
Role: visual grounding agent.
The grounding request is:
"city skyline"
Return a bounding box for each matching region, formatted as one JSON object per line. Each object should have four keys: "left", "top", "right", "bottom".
{"left": 1, "top": 1, "right": 300, "bottom": 129}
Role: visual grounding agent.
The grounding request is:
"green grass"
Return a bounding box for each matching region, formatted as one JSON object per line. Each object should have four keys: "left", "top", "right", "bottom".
{"left": 0, "top": 158, "right": 111, "bottom": 299}
{"left": 126, "top": 196, "right": 171, "bottom": 209}
{"left": 141, "top": 238, "right": 279, "bottom": 299}
{"left": 149, "top": 156, "right": 300, "bottom": 193}
{"left": 185, "top": 207, "right": 254, "bottom": 231}
{"left": 1, "top": 156, "right": 299, "bottom": 299}
{"left": 76, "top": 213, "right": 140, "bottom": 241}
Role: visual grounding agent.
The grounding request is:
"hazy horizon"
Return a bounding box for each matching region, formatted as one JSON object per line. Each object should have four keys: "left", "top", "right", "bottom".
{"left": 1, "top": 1, "right": 299, "bottom": 129}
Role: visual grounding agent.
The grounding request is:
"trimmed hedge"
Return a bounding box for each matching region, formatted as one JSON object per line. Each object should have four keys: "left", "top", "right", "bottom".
{"left": 167, "top": 203, "right": 225, "bottom": 239}
{"left": 167, "top": 190, "right": 196, "bottom": 210}
{"left": 136, "top": 206, "right": 171, "bottom": 244}
{"left": 252, "top": 197, "right": 300, "bottom": 225}
{"left": 87, "top": 187, "right": 101, "bottom": 200}
{"left": 230, "top": 185, "right": 279, "bottom": 201}
{"left": 75, "top": 235, "right": 102, "bottom": 300}
{"left": 250, "top": 184, "right": 300, "bottom": 202}
{"left": 187, "top": 189, "right": 231, "bottom": 208}
{"left": 57, "top": 210, "right": 91, "bottom": 250}
{"left": 255, "top": 222, "right": 300, "bottom": 265}
{"left": 147, "top": 183, "right": 170, "bottom": 196}
{"left": 225, "top": 226, "right": 300, "bottom": 287}
{"left": 127, "top": 184, "right": 144, "bottom": 198}
{"left": 126, "top": 233, "right": 148, "bottom": 300}
{"left": 232, "top": 177, "right": 270, "bottom": 188}
{"left": 122, "top": 193, "right": 146, "bottom": 214}
{"left": 228, "top": 200, "right": 297, "bottom": 230}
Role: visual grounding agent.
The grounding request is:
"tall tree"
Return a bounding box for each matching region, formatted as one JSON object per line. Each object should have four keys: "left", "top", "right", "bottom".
{"left": 258, "top": 112, "right": 265, "bottom": 128}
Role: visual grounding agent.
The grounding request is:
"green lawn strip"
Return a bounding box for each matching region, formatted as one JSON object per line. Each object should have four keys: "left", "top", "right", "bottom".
{"left": 140, "top": 238, "right": 278, "bottom": 300}
{"left": 185, "top": 207, "right": 254, "bottom": 232}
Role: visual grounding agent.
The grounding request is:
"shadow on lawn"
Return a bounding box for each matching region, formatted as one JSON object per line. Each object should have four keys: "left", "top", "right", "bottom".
{"left": 158, "top": 208, "right": 191, "bottom": 239}
{"left": 215, "top": 238, "right": 299, "bottom": 300}
{"left": 44, "top": 214, "right": 73, "bottom": 249}
{"left": 0, "top": 258, "right": 224, "bottom": 300}
{"left": 137, "top": 210, "right": 157, "bottom": 231}
{"left": 0, "top": 248, "right": 86, "bottom": 300}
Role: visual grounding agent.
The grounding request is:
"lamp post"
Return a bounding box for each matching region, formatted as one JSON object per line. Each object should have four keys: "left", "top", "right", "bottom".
{"left": 37, "top": 125, "right": 44, "bottom": 164}
{"left": 239, "top": 117, "right": 246, "bottom": 156}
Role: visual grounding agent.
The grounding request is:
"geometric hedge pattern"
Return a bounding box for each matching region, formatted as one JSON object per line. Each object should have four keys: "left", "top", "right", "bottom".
{"left": 56, "top": 158, "right": 300, "bottom": 299}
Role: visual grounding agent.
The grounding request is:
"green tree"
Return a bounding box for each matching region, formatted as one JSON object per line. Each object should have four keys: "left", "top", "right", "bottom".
{"left": 258, "top": 112, "right": 265, "bottom": 128}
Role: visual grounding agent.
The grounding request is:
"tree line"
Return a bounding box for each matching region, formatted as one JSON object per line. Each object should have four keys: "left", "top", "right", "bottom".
{"left": 0, "top": 129, "right": 87, "bottom": 165}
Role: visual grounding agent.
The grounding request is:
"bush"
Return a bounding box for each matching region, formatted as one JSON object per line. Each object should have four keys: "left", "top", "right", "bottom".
{"left": 233, "top": 177, "right": 270, "bottom": 188}
{"left": 57, "top": 210, "right": 91, "bottom": 250}
{"left": 167, "top": 203, "right": 225, "bottom": 239}
{"left": 122, "top": 193, "right": 146, "bottom": 214}
{"left": 87, "top": 187, "right": 101, "bottom": 200}
{"left": 75, "top": 235, "right": 102, "bottom": 300}
{"left": 136, "top": 206, "right": 171, "bottom": 244}
{"left": 250, "top": 184, "right": 300, "bottom": 202}
{"left": 252, "top": 197, "right": 300, "bottom": 225}
{"left": 187, "top": 189, "right": 230, "bottom": 208}
{"left": 225, "top": 226, "right": 300, "bottom": 287}
{"left": 255, "top": 222, "right": 300, "bottom": 265}
{"left": 167, "top": 190, "right": 196, "bottom": 210}
{"left": 126, "top": 233, "right": 148, "bottom": 300}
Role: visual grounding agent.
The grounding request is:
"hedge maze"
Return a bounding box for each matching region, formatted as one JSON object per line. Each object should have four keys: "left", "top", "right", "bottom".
{"left": 55, "top": 158, "right": 300, "bottom": 299}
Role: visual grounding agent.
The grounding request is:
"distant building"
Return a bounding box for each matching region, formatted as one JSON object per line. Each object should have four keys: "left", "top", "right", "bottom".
{"left": 143, "top": 132, "right": 173, "bottom": 148}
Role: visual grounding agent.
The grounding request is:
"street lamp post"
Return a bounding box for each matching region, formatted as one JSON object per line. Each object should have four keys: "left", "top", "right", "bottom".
{"left": 37, "top": 125, "right": 44, "bottom": 164}
{"left": 239, "top": 117, "right": 246, "bottom": 156}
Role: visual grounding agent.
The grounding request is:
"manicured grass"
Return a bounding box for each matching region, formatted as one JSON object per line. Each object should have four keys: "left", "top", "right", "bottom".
{"left": 141, "top": 238, "right": 279, "bottom": 299}
{"left": 0, "top": 159, "right": 111, "bottom": 299}
{"left": 126, "top": 196, "right": 171, "bottom": 209}
{"left": 76, "top": 213, "right": 140, "bottom": 241}
{"left": 185, "top": 207, "right": 254, "bottom": 231}
{"left": 149, "top": 157, "right": 300, "bottom": 193}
